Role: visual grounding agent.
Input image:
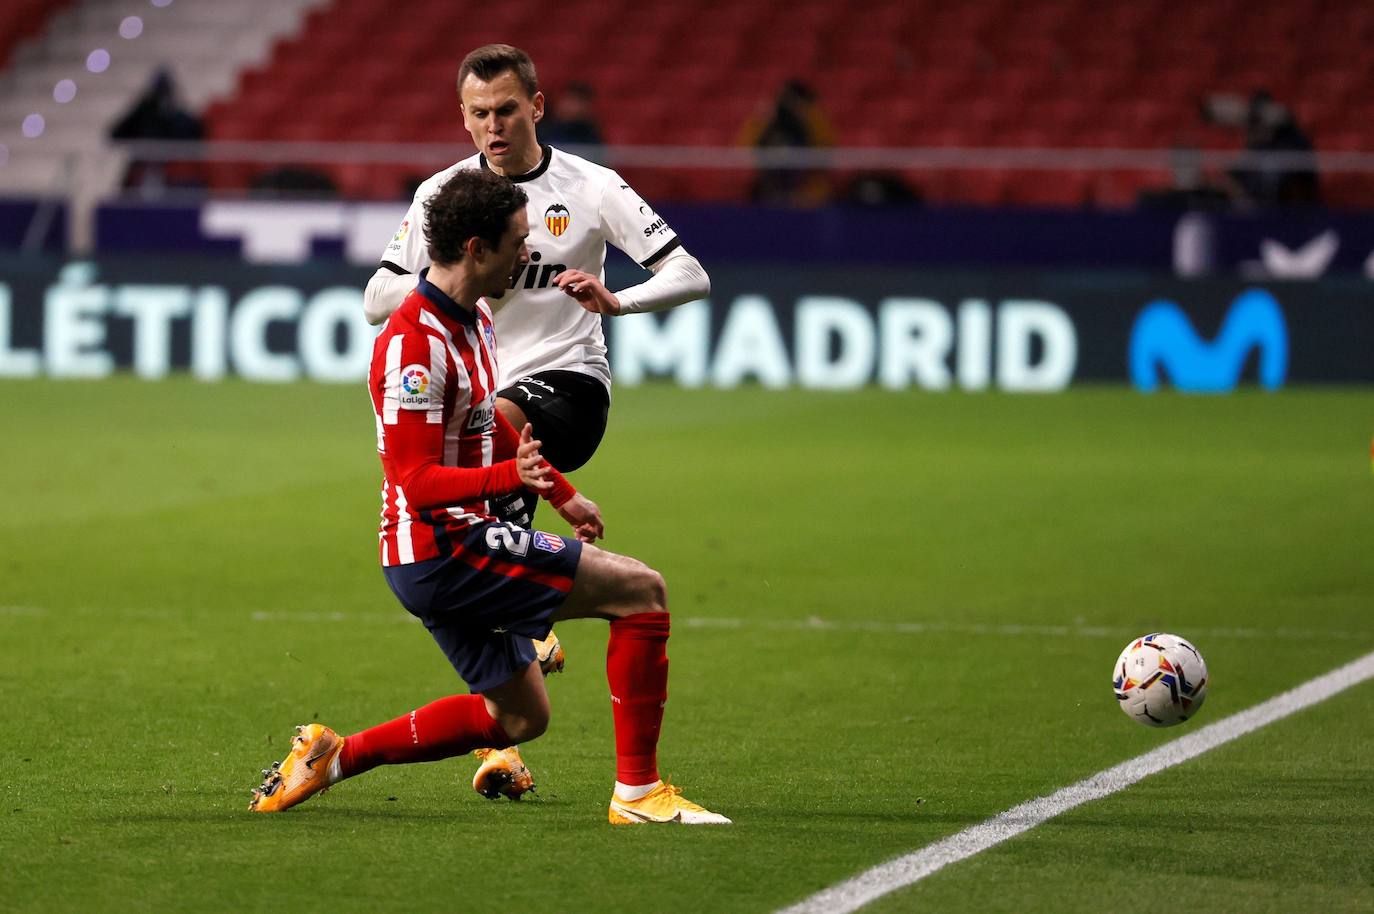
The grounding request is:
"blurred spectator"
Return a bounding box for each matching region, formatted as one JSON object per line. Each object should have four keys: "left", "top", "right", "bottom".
{"left": 110, "top": 68, "right": 205, "bottom": 194}
{"left": 1203, "top": 90, "right": 1319, "bottom": 207}
{"left": 1136, "top": 145, "right": 1230, "bottom": 211}
{"left": 738, "top": 79, "right": 835, "bottom": 206}
{"left": 111, "top": 68, "right": 203, "bottom": 142}
{"left": 541, "top": 82, "right": 604, "bottom": 152}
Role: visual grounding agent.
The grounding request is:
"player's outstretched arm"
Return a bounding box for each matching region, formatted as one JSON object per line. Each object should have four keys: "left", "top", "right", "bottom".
{"left": 554, "top": 269, "right": 621, "bottom": 315}
{"left": 606, "top": 247, "right": 712, "bottom": 317}
{"left": 363, "top": 267, "right": 416, "bottom": 325}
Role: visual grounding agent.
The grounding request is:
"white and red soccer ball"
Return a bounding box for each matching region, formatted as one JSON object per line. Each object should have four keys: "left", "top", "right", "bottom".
{"left": 1113, "top": 633, "right": 1208, "bottom": 727}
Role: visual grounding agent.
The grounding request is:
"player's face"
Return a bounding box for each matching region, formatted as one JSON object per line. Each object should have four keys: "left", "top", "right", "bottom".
{"left": 459, "top": 70, "right": 544, "bottom": 176}
{"left": 483, "top": 209, "right": 530, "bottom": 298}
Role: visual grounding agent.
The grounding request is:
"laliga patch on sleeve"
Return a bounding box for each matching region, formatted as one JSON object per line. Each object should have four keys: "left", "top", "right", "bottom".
{"left": 532, "top": 531, "right": 566, "bottom": 553}
{"left": 398, "top": 363, "right": 435, "bottom": 409}
{"left": 385, "top": 219, "right": 409, "bottom": 255}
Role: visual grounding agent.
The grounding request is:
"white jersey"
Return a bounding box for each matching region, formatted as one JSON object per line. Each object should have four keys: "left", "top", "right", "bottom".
{"left": 380, "top": 145, "right": 681, "bottom": 392}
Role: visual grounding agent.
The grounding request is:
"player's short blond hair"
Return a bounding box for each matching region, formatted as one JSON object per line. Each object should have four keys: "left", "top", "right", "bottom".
{"left": 457, "top": 44, "right": 538, "bottom": 99}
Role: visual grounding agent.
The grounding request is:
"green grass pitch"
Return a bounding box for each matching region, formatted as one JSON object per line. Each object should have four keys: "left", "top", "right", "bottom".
{"left": 2, "top": 379, "right": 1372, "bottom": 913}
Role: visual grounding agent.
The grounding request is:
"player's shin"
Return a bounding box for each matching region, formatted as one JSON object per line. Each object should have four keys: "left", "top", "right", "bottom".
{"left": 340, "top": 694, "right": 512, "bottom": 778}
{"left": 605, "top": 611, "right": 670, "bottom": 788}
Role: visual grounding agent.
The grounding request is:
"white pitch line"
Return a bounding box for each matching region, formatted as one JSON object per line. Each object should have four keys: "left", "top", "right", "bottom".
{"left": 679, "top": 616, "right": 1374, "bottom": 643}
{"left": 776, "top": 648, "right": 1374, "bottom": 914}
{"left": 5, "top": 604, "right": 1371, "bottom": 643}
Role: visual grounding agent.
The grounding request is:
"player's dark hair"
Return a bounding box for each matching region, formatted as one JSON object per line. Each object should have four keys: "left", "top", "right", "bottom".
{"left": 424, "top": 171, "right": 528, "bottom": 266}
{"left": 457, "top": 44, "right": 538, "bottom": 99}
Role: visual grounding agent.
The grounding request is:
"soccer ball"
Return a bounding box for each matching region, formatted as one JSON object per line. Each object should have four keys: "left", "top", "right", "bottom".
{"left": 1112, "top": 633, "right": 1208, "bottom": 727}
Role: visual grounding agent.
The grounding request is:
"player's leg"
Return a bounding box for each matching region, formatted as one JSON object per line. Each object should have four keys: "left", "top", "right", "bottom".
{"left": 490, "top": 370, "right": 610, "bottom": 527}
{"left": 552, "top": 545, "right": 731, "bottom": 825}
{"left": 499, "top": 371, "right": 609, "bottom": 474}
{"left": 250, "top": 535, "right": 574, "bottom": 812}
{"left": 491, "top": 373, "right": 609, "bottom": 666}
{"left": 249, "top": 684, "right": 519, "bottom": 813}
{"left": 487, "top": 378, "right": 588, "bottom": 676}
{"left": 471, "top": 659, "right": 549, "bottom": 799}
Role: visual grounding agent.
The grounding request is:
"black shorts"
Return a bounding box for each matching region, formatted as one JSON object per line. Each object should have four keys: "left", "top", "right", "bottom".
{"left": 497, "top": 370, "right": 610, "bottom": 472}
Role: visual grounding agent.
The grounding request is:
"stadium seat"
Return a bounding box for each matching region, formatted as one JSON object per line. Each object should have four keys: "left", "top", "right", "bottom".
{"left": 185, "top": 0, "right": 1374, "bottom": 207}
{"left": 1005, "top": 170, "right": 1092, "bottom": 208}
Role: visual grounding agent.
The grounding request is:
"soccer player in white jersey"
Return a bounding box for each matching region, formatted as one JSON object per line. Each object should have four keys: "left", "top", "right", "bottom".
{"left": 362, "top": 44, "right": 710, "bottom": 798}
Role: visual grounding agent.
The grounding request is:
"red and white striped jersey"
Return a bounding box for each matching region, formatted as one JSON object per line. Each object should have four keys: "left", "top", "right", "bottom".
{"left": 369, "top": 274, "right": 507, "bottom": 566}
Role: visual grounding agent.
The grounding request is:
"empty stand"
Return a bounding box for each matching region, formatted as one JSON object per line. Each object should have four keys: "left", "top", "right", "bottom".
{"left": 6, "top": 0, "right": 1369, "bottom": 208}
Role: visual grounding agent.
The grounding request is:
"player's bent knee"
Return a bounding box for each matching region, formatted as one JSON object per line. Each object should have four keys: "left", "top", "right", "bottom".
{"left": 604, "top": 554, "right": 667, "bottom": 615}
{"left": 559, "top": 546, "right": 670, "bottom": 620}
{"left": 632, "top": 566, "right": 667, "bottom": 615}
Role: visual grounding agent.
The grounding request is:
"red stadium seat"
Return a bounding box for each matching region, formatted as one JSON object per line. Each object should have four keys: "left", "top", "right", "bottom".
{"left": 1004, "top": 170, "right": 1092, "bottom": 208}
{"left": 1323, "top": 175, "right": 1374, "bottom": 211}
{"left": 193, "top": 0, "right": 1374, "bottom": 207}
{"left": 1093, "top": 169, "right": 1168, "bottom": 208}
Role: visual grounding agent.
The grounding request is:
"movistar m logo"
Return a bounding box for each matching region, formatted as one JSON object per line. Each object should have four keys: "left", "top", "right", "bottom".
{"left": 1129, "top": 289, "right": 1288, "bottom": 392}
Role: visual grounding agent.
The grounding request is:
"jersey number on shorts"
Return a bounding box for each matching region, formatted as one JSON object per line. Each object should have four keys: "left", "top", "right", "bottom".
{"left": 485, "top": 525, "right": 531, "bottom": 557}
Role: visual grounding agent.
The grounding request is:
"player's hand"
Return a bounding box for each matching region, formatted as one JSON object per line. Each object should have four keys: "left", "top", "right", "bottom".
{"left": 516, "top": 423, "right": 552, "bottom": 491}
{"left": 555, "top": 269, "right": 622, "bottom": 316}
{"left": 555, "top": 492, "right": 603, "bottom": 543}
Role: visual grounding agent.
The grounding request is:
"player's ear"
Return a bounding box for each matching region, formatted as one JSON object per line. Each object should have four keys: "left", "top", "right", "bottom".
{"left": 532, "top": 91, "right": 544, "bottom": 123}
{"left": 464, "top": 235, "right": 486, "bottom": 260}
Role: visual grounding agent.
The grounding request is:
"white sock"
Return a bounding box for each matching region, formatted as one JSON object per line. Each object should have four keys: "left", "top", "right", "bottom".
{"left": 614, "top": 779, "right": 662, "bottom": 801}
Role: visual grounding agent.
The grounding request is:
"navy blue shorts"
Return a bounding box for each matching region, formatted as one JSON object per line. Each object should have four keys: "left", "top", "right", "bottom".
{"left": 383, "top": 521, "right": 583, "bottom": 693}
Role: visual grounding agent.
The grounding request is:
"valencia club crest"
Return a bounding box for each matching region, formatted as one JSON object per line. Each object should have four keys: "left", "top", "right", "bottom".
{"left": 544, "top": 203, "right": 571, "bottom": 237}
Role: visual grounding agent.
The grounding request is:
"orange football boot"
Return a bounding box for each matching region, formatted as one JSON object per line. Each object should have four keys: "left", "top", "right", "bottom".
{"left": 249, "top": 724, "right": 345, "bottom": 813}
{"left": 472, "top": 747, "right": 536, "bottom": 800}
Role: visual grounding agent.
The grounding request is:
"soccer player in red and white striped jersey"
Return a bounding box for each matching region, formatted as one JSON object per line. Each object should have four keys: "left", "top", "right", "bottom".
{"left": 365, "top": 43, "right": 714, "bottom": 795}
{"left": 250, "top": 170, "right": 729, "bottom": 826}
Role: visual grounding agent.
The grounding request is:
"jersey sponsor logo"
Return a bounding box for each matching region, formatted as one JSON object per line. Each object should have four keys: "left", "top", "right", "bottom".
{"left": 532, "top": 531, "right": 565, "bottom": 554}
{"left": 510, "top": 251, "right": 568, "bottom": 290}
{"left": 545, "top": 204, "right": 571, "bottom": 237}
{"left": 399, "top": 363, "right": 434, "bottom": 409}
{"left": 642, "top": 216, "right": 668, "bottom": 237}
{"left": 467, "top": 396, "right": 495, "bottom": 431}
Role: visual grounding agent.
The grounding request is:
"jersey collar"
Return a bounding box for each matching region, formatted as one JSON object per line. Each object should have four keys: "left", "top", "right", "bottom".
{"left": 478, "top": 144, "right": 552, "bottom": 183}
{"left": 416, "top": 268, "right": 477, "bottom": 327}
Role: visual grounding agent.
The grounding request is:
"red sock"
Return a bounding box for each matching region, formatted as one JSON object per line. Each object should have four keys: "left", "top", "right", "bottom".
{"left": 339, "top": 694, "right": 511, "bottom": 779}
{"left": 606, "top": 611, "right": 670, "bottom": 786}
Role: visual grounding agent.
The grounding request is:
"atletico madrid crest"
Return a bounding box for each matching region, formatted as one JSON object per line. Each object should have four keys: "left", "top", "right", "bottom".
{"left": 544, "top": 203, "right": 571, "bottom": 237}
